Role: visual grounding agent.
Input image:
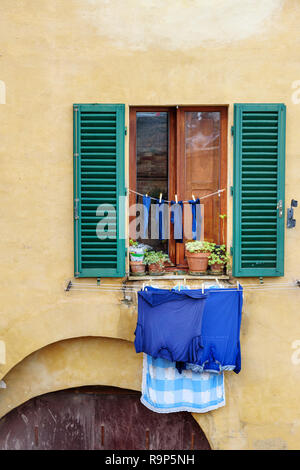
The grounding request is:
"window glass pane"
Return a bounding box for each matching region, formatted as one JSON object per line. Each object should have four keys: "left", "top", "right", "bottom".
{"left": 136, "top": 112, "right": 169, "bottom": 252}
{"left": 184, "top": 111, "right": 221, "bottom": 243}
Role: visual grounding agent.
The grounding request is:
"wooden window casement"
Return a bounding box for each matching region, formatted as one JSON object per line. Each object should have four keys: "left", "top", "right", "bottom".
{"left": 129, "top": 106, "right": 228, "bottom": 269}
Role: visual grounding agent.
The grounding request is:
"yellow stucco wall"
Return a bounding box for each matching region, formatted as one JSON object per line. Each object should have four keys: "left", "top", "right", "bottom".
{"left": 1, "top": 0, "right": 300, "bottom": 450}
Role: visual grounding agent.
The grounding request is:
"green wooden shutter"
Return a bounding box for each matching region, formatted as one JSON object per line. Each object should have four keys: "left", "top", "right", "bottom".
{"left": 233, "top": 103, "right": 286, "bottom": 277}
{"left": 73, "top": 104, "right": 126, "bottom": 278}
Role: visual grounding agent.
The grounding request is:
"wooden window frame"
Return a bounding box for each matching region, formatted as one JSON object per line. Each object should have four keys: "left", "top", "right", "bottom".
{"left": 129, "top": 105, "right": 228, "bottom": 269}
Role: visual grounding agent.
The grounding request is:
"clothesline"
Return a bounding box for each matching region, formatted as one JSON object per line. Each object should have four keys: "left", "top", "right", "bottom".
{"left": 129, "top": 188, "right": 226, "bottom": 204}
{"left": 65, "top": 280, "right": 300, "bottom": 293}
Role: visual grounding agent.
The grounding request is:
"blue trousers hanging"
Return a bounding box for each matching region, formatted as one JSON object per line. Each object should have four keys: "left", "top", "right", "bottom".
{"left": 188, "top": 198, "right": 201, "bottom": 240}
{"left": 170, "top": 201, "right": 183, "bottom": 242}
{"left": 142, "top": 195, "right": 151, "bottom": 238}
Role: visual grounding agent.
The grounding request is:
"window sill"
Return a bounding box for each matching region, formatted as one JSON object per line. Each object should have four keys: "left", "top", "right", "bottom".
{"left": 127, "top": 274, "right": 230, "bottom": 281}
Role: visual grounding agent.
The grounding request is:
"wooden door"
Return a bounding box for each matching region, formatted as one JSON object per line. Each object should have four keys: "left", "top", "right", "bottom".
{"left": 0, "top": 386, "right": 211, "bottom": 450}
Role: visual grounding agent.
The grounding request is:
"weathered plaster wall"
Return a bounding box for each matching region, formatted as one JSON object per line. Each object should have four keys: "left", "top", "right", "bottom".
{"left": 1, "top": 0, "right": 300, "bottom": 450}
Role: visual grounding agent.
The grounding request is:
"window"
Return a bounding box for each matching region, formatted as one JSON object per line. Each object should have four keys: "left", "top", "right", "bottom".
{"left": 129, "top": 106, "right": 228, "bottom": 268}
{"left": 72, "top": 102, "right": 286, "bottom": 278}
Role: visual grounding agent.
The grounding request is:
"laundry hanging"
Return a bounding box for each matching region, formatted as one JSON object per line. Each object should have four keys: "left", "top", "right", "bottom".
{"left": 170, "top": 201, "right": 183, "bottom": 242}
{"left": 142, "top": 195, "right": 151, "bottom": 238}
{"left": 197, "top": 286, "right": 243, "bottom": 374}
{"left": 188, "top": 198, "right": 201, "bottom": 240}
{"left": 141, "top": 354, "right": 225, "bottom": 414}
{"left": 135, "top": 286, "right": 243, "bottom": 374}
{"left": 135, "top": 287, "right": 207, "bottom": 364}
{"left": 155, "top": 200, "right": 167, "bottom": 240}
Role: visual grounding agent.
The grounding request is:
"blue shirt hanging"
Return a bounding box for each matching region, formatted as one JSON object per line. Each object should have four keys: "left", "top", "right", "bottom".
{"left": 135, "top": 287, "right": 207, "bottom": 364}
{"left": 135, "top": 286, "right": 243, "bottom": 375}
{"left": 197, "top": 287, "right": 243, "bottom": 374}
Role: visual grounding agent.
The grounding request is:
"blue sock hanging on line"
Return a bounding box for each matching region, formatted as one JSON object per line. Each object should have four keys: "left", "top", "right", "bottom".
{"left": 156, "top": 200, "right": 166, "bottom": 240}
{"left": 188, "top": 198, "right": 201, "bottom": 240}
{"left": 170, "top": 201, "right": 183, "bottom": 242}
{"left": 142, "top": 195, "right": 151, "bottom": 238}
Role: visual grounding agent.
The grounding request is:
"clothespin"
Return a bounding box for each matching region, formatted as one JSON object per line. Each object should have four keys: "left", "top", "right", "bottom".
{"left": 236, "top": 281, "right": 239, "bottom": 291}
{"left": 159, "top": 193, "right": 162, "bottom": 203}
{"left": 175, "top": 194, "right": 178, "bottom": 204}
{"left": 142, "top": 283, "right": 145, "bottom": 291}
{"left": 192, "top": 194, "right": 196, "bottom": 202}
{"left": 146, "top": 193, "right": 148, "bottom": 198}
{"left": 202, "top": 283, "right": 204, "bottom": 294}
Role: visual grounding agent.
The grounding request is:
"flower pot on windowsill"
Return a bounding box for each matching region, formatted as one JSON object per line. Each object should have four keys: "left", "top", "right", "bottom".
{"left": 186, "top": 252, "right": 210, "bottom": 275}
{"left": 130, "top": 261, "right": 146, "bottom": 276}
{"left": 148, "top": 262, "right": 165, "bottom": 276}
{"left": 209, "top": 262, "right": 225, "bottom": 274}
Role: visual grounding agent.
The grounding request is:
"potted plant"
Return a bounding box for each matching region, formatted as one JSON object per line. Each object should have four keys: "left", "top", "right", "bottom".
{"left": 144, "top": 251, "right": 169, "bottom": 276}
{"left": 129, "top": 239, "right": 146, "bottom": 275}
{"left": 185, "top": 241, "right": 214, "bottom": 275}
{"left": 208, "top": 244, "right": 230, "bottom": 274}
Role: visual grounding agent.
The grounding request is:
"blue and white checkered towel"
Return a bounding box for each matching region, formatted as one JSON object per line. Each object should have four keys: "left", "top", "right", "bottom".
{"left": 141, "top": 354, "right": 225, "bottom": 413}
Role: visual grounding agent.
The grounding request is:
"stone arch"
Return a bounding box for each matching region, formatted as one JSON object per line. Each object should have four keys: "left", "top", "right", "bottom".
{"left": 0, "top": 302, "right": 136, "bottom": 380}
{"left": 0, "top": 337, "right": 214, "bottom": 449}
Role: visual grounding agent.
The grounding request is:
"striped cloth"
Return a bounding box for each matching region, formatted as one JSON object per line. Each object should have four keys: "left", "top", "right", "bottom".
{"left": 141, "top": 354, "right": 225, "bottom": 414}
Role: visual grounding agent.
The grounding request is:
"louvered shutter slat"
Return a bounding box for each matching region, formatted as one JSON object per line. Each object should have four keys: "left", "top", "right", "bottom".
{"left": 74, "top": 104, "right": 126, "bottom": 278}
{"left": 233, "top": 104, "right": 286, "bottom": 277}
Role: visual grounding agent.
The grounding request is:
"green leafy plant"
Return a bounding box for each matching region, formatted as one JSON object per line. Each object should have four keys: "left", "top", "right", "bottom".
{"left": 208, "top": 244, "right": 230, "bottom": 266}
{"left": 144, "top": 251, "right": 169, "bottom": 267}
{"left": 185, "top": 240, "right": 215, "bottom": 254}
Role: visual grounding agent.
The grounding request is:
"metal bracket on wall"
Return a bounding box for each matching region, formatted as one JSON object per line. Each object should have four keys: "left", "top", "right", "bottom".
{"left": 287, "top": 199, "right": 298, "bottom": 228}
{"left": 65, "top": 280, "right": 73, "bottom": 291}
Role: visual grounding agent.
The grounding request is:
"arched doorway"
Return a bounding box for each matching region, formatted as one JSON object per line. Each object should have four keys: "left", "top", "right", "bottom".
{"left": 0, "top": 386, "right": 211, "bottom": 450}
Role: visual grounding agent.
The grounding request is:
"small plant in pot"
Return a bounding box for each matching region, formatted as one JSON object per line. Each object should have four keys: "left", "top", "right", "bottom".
{"left": 208, "top": 244, "right": 230, "bottom": 274}
{"left": 129, "top": 239, "right": 146, "bottom": 276}
{"left": 185, "top": 241, "right": 214, "bottom": 275}
{"left": 144, "top": 251, "right": 169, "bottom": 276}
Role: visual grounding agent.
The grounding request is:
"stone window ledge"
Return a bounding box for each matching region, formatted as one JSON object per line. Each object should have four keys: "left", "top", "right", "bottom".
{"left": 127, "top": 274, "right": 230, "bottom": 281}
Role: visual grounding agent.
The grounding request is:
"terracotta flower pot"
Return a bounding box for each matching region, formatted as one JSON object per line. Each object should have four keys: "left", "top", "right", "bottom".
{"left": 186, "top": 251, "right": 210, "bottom": 275}
{"left": 148, "top": 262, "right": 165, "bottom": 276}
{"left": 130, "top": 261, "right": 146, "bottom": 276}
{"left": 209, "top": 262, "right": 225, "bottom": 274}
